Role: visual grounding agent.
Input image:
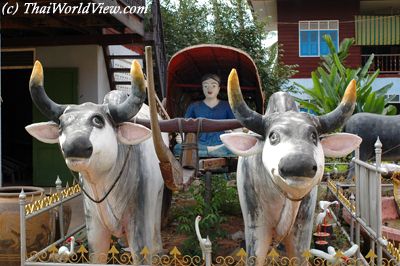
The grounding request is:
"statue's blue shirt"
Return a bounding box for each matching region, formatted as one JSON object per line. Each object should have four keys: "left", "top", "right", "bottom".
{"left": 185, "top": 100, "right": 235, "bottom": 146}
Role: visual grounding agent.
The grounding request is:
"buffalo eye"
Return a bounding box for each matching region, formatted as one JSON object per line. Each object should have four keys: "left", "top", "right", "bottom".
{"left": 92, "top": 115, "right": 105, "bottom": 128}
{"left": 311, "top": 132, "right": 318, "bottom": 146}
{"left": 269, "top": 131, "right": 280, "bottom": 145}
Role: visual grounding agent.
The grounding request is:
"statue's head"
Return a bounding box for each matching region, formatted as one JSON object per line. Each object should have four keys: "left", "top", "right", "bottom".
{"left": 201, "top": 73, "right": 221, "bottom": 100}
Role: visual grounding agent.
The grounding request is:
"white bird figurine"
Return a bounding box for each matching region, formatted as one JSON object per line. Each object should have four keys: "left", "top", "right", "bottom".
{"left": 310, "top": 244, "right": 359, "bottom": 264}
{"left": 195, "top": 216, "right": 211, "bottom": 261}
{"left": 315, "top": 208, "right": 331, "bottom": 232}
{"left": 319, "top": 200, "right": 339, "bottom": 211}
{"left": 316, "top": 200, "right": 338, "bottom": 232}
{"left": 58, "top": 236, "right": 75, "bottom": 261}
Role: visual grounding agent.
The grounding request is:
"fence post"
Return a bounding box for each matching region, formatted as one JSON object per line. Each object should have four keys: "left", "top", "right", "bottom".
{"left": 56, "top": 176, "right": 65, "bottom": 239}
{"left": 350, "top": 193, "right": 355, "bottom": 243}
{"left": 354, "top": 146, "right": 361, "bottom": 260}
{"left": 375, "top": 138, "right": 383, "bottom": 265}
{"left": 19, "top": 189, "right": 26, "bottom": 266}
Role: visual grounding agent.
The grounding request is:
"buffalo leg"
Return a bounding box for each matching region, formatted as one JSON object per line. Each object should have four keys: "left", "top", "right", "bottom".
{"left": 87, "top": 218, "right": 111, "bottom": 263}
{"left": 290, "top": 187, "right": 317, "bottom": 259}
{"left": 255, "top": 229, "right": 272, "bottom": 266}
{"left": 282, "top": 232, "right": 295, "bottom": 258}
{"left": 243, "top": 215, "right": 272, "bottom": 266}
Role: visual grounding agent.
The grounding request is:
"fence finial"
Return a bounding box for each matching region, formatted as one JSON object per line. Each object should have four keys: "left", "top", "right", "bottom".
{"left": 375, "top": 137, "right": 382, "bottom": 149}
{"left": 19, "top": 188, "right": 26, "bottom": 200}
{"left": 56, "top": 176, "right": 62, "bottom": 187}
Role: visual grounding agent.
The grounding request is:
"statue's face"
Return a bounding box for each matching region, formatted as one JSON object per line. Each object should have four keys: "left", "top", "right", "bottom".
{"left": 202, "top": 78, "right": 220, "bottom": 100}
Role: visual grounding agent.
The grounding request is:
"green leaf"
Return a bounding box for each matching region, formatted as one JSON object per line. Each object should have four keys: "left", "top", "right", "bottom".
{"left": 359, "top": 54, "right": 374, "bottom": 78}
{"left": 364, "top": 92, "right": 376, "bottom": 112}
{"left": 384, "top": 105, "right": 398, "bottom": 115}
{"left": 311, "top": 72, "right": 324, "bottom": 100}
{"left": 363, "top": 69, "right": 380, "bottom": 89}
{"left": 332, "top": 53, "right": 345, "bottom": 76}
{"left": 323, "top": 34, "right": 337, "bottom": 54}
{"left": 374, "top": 83, "right": 393, "bottom": 97}
{"left": 337, "top": 38, "right": 354, "bottom": 61}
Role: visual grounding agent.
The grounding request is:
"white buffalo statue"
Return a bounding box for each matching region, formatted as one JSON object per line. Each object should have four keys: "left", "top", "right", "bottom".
{"left": 26, "top": 60, "right": 169, "bottom": 263}
{"left": 220, "top": 70, "right": 361, "bottom": 264}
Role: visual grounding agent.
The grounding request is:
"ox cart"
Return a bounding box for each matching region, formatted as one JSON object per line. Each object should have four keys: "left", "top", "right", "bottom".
{"left": 139, "top": 44, "right": 265, "bottom": 190}
{"left": 166, "top": 44, "right": 264, "bottom": 176}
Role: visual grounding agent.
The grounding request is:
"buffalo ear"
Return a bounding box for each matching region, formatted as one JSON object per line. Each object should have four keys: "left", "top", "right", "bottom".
{"left": 117, "top": 122, "right": 152, "bottom": 145}
{"left": 220, "top": 132, "right": 263, "bottom": 157}
{"left": 25, "top": 122, "right": 59, "bottom": 144}
{"left": 321, "top": 133, "right": 362, "bottom": 158}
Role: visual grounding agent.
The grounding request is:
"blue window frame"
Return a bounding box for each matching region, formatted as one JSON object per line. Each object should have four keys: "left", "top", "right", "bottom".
{"left": 299, "top": 20, "right": 339, "bottom": 57}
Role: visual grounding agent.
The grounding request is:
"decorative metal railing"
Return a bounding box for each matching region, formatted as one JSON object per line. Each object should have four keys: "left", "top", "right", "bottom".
{"left": 362, "top": 54, "right": 400, "bottom": 74}
{"left": 24, "top": 182, "right": 81, "bottom": 216}
{"left": 18, "top": 176, "right": 400, "bottom": 266}
{"left": 22, "top": 244, "right": 400, "bottom": 265}
{"left": 20, "top": 177, "right": 86, "bottom": 266}
{"left": 327, "top": 179, "right": 355, "bottom": 213}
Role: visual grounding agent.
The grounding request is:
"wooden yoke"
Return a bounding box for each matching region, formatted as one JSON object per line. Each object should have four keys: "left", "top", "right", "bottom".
{"left": 134, "top": 118, "right": 242, "bottom": 133}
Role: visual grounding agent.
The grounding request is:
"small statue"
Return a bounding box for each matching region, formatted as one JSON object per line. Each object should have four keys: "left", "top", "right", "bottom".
{"left": 195, "top": 216, "right": 212, "bottom": 263}
{"left": 310, "top": 244, "right": 359, "bottom": 264}
{"left": 58, "top": 236, "right": 75, "bottom": 261}
{"left": 315, "top": 200, "right": 338, "bottom": 232}
{"left": 174, "top": 74, "right": 236, "bottom": 157}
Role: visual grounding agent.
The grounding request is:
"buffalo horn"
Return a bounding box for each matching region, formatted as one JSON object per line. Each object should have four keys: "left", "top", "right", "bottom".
{"left": 317, "top": 79, "right": 357, "bottom": 134}
{"left": 227, "top": 69, "right": 265, "bottom": 136}
{"left": 108, "top": 60, "right": 146, "bottom": 123}
{"left": 29, "top": 61, "right": 66, "bottom": 123}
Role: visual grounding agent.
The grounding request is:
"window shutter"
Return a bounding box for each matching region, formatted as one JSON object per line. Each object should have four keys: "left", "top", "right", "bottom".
{"left": 300, "top": 31, "right": 318, "bottom": 56}
{"left": 309, "top": 31, "right": 318, "bottom": 56}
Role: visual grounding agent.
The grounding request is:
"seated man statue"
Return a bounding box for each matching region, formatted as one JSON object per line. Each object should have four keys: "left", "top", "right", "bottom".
{"left": 174, "top": 73, "right": 236, "bottom": 157}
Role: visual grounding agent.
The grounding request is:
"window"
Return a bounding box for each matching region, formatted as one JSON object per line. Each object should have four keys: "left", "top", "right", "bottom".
{"left": 299, "top": 20, "right": 339, "bottom": 57}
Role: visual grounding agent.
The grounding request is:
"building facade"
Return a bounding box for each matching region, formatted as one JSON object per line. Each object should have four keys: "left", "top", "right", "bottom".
{"left": 250, "top": 0, "right": 400, "bottom": 106}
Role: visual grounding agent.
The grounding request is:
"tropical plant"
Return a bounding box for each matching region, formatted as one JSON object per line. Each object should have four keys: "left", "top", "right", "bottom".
{"left": 296, "top": 36, "right": 396, "bottom": 115}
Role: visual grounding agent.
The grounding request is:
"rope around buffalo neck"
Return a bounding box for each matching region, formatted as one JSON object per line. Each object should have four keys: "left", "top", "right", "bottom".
{"left": 64, "top": 145, "right": 132, "bottom": 204}
{"left": 274, "top": 183, "right": 305, "bottom": 202}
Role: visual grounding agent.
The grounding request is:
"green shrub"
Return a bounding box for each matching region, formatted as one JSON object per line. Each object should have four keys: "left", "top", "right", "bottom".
{"left": 172, "top": 174, "right": 240, "bottom": 255}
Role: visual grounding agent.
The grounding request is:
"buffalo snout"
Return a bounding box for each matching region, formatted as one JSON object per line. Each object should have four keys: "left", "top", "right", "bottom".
{"left": 278, "top": 154, "right": 317, "bottom": 178}
{"left": 62, "top": 136, "right": 93, "bottom": 158}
